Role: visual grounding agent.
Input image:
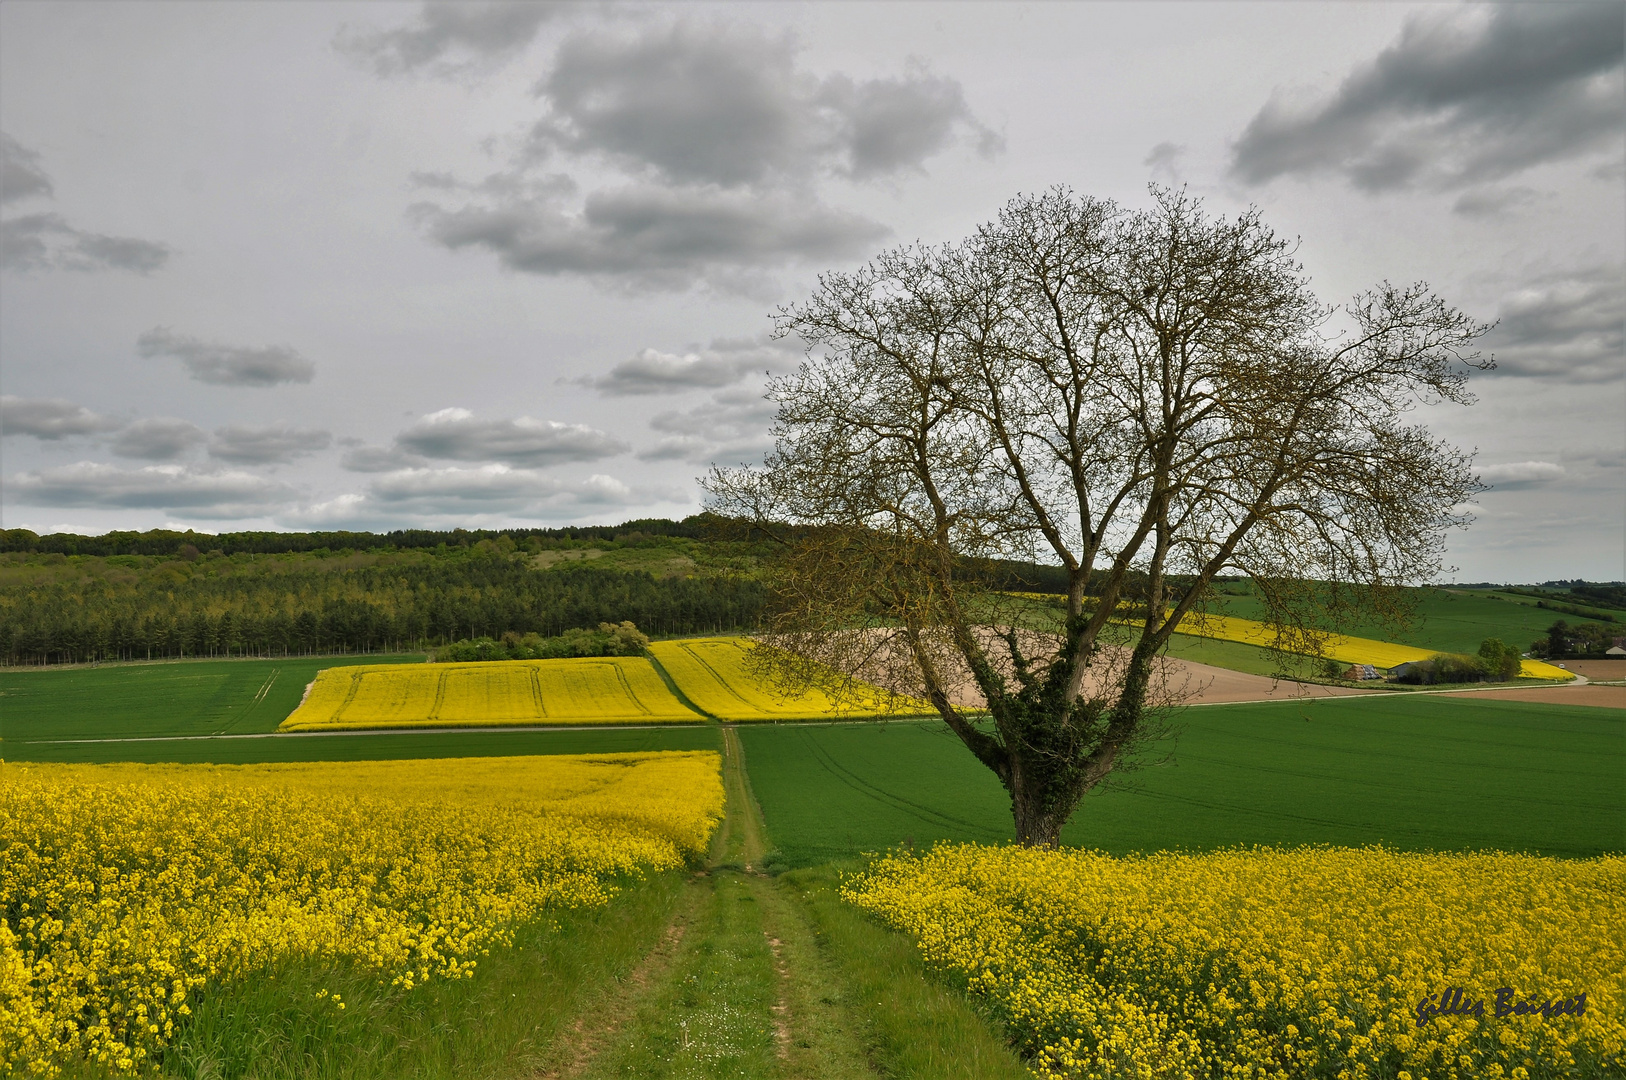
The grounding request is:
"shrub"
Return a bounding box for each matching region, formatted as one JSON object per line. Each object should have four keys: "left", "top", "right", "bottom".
{"left": 1476, "top": 637, "right": 1522, "bottom": 680}
{"left": 434, "top": 621, "right": 650, "bottom": 662}
{"left": 1393, "top": 653, "right": 1488, "bottom": 685}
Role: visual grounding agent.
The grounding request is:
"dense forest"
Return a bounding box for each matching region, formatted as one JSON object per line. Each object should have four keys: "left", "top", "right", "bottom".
{"left": 1, "top": 520, "right": 1099, "bottom": 666}
{"left": 0, "top": 520, "right": 767, "bottom": 665}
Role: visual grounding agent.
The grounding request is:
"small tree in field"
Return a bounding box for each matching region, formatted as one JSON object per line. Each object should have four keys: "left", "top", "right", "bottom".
{"left": 707, "top": 187, "right": 1487, "bottom": 847}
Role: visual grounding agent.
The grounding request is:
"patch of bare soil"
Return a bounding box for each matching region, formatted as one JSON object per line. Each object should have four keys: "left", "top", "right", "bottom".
{"left": 765, "top": 934, "right": 792, "bottom": 1059}
{"left": 1548, "top": 660, "right": 1626, "bottom": 682}
{"left": 1166, "top": 659, "right": 1373, "bottom": 704}
{"left": 1441, "top": 685, "right": 1626, "bottom": 709}
{"left": 854, "top": 628, "right": 1368, "bottom": 708}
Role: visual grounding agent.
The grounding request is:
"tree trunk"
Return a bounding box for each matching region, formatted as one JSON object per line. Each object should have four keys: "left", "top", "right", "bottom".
{"left": 1008, "top": 757, "right": 1071, "bottom": 849}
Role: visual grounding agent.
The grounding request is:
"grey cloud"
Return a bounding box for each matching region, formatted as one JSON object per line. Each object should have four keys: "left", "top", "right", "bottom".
{"left": 1478, "top": 461, "right": 1566, "bottom": 490}
{"left": 340, "top": 444, "right": 428, "bottom": 472}
{"left": 209, "top": 424, "right": 333, "bottom": 465}
{"left": 533, "top": 22, "right": 995, "bottom": 188}
{"left": 2, "top": 213, "right": 171, "bottom": 274}
{"left": 337, "top": 2, "right": 570, "bottom": 76}
{"left": 2, "top": 134, "right": 53, "bottom": 203}
{"left": 111, "top": 418, "right": 207, "bottom": 460}
{"left": 137, "top": 327, "right": 316, "bottom": 386}
{"left": 395, "top": 407, "right": 628, "bottom": 466}
{"left": 412, "top": 184, "right": 888, "bottom": 291}
{"left": 6, "top": 461, "right": 297, "bottom": 517}
{"left": 637, "top": 386, "right": 776, "bottom": 465}
{"left": 578, "top": 334, "right": 802, "bottom": 395}
{"left": 1, "top": 395, "right": 121, "bottom": 439}
{"left": 1484, "top": 266, "right": 1624, "bottom": 383}
{"left": 1452, "top": 186, "right": 1549, "bottom": 218}
{"left": 1231, "top": 4, "right": 1625, "bottom": 191}
{"left": 1143, "top": 141, "right": 1186, "bottom": 182}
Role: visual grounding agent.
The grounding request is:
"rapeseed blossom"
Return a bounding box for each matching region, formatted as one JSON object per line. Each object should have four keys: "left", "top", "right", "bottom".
{"left": 281, "top": 657, "right": 706, "bottom": 730}
{"left": 1175, "top": 612, "right": 1572, "bottom": 680}
{"left": 844, "top": 844, "right": 1623, "bottom": 1079}
{"left": 1, "top": 752, "right": 722, "bottom": 1076}
{"left": 648, "top": 638, "right": 931, "bottom": 721}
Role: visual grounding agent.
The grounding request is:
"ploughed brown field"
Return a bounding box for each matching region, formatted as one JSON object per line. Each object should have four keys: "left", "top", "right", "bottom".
{"left": 1442, "top": 684, "right": 1626, "bottom": 709}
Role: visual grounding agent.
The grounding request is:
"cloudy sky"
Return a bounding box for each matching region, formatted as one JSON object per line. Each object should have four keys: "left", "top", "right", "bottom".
{"left": 1, "top": 1, "right": 1621, "bottom": 582}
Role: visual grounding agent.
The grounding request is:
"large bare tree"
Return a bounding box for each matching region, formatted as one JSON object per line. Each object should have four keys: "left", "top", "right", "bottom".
{"left": 707, "top": 187, "right": 1487, "bottom": 847}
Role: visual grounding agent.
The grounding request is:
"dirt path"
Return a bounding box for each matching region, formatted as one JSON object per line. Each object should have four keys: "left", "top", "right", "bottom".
{"left": 540, "top": 727, "right": 1024, "bottom": 1080}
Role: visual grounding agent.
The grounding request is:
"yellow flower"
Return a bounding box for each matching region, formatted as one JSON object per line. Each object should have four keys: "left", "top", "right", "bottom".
{"left": 844, "top": 844, "right": 1624, "bottom": 1080}
{"left": 1, "top": 752, "right": 722, "bottom": 1076}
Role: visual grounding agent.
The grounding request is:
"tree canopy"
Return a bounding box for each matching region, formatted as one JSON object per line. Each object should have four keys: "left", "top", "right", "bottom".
{"left": 707, "top": 186, "right": 1488, "bottom": 846}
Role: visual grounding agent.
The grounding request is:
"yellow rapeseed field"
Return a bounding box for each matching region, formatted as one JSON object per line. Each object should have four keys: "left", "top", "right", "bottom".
{"left": 1177, "top": 611, "right": 1574, "bottom": 680}
{"left": 845, "top": 844, "right": 1624, "bottom": 1080}
{"left": 279, "top": 656, "right": 704, "bottom": 730}
{"left": 649, "top": 637, "right": 931, "bottom": 721}
{"left": 0, "top": 752, "right": 723, "bottom": 1077}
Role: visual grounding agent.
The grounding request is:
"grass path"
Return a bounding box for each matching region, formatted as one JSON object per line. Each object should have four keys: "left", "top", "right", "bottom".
{"left": 550, "top": 726, "right": 1030, "bottom": 1080}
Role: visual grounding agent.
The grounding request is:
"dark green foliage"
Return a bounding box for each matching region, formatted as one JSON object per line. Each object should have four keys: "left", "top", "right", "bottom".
{"left": 1532, "top": 619, "right": 1622, "bottom": 659}
{"left": 739, "top": 696, "right": 1625, "bottom": 866}
{"left": 1477, "top": 638, "right": 1522, "bottom": 680}
{"left": 1393, "top": 653, "right": 1490, "bottom": 684}
{"left": 434, "top": 621, "right": 651, "bottom": 663}
{"left": 0, "top": 517, "right": 716, "bottom": 557}
{"left": 1571, "top": 583, "right": 1626, "bottom": 610}
{"left": 0, "top": 553, "right": 763, "bottom": 665}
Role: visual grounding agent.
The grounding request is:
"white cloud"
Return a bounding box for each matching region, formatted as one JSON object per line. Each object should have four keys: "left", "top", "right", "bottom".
{"left": 1477, "top": 461, "right": 1566, "bottom": 490}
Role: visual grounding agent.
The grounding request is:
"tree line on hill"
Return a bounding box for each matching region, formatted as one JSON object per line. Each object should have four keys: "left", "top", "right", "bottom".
{"left": 0, "top": 518, "right": 713, "bottom": 558}
{"left": 0, "top": 552, "right": 764, "bottom": 666}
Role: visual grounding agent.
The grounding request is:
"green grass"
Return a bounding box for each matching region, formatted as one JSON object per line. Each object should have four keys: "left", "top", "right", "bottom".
{"left": 1, "top": 655, "right": 428, "bottom": 742}
{"left": 4, "top": 725, "right": 721, "bottom": 764}
{"left": 1162, "top": 631, "right": 1332, "bottom": 678}
{"left": 738, "top": 695, "right": 1625, "bottom": 867}
{"left": 566, "top": 725, "right": 1031, "bottom": 1080}
{"left": 774, "top": 866, "right": 1033, "bottom": 1080}
{"left": 1215, "top": 585, "right": 1606, "bottom": 655}
{"left": 137, "top": 873, "right": 691, "bottom": 1080}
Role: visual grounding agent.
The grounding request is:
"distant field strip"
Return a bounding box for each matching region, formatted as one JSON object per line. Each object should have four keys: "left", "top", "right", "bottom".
{"left": 279, "top": 658, "right": 704, "bottom": 730}
{"left": 649, "top": 637, "right": 934, "bottom": 722}
{"left": 1176, "top": 611, "right": 1573, "bottom": 679}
